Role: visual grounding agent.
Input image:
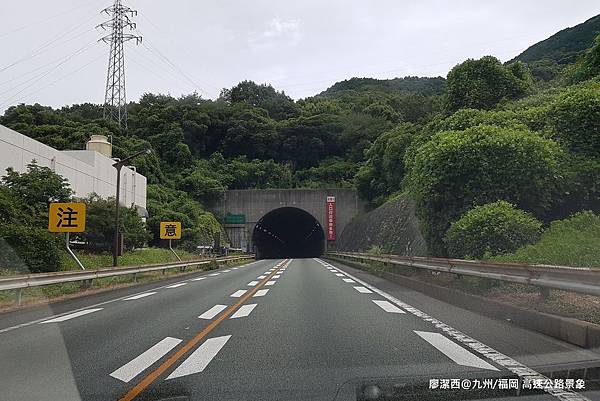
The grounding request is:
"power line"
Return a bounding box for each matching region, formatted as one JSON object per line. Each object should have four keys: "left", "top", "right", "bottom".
{"left": 141, "top": 40, "right": 209, "bottom": 96}
{"left": 0, "top": 0, "right": 98, "bottom": 40}
{"left": 128, "top": 47, "right": 193, "bottom": 93}
{"left": 0, "top": 41, "right": 97, "bottom": 107}
{"left": 3, "top": 51, "right": 108, "bottom": 110}
{"left": 0, "top": 13, "right": 100, "bottom": 74}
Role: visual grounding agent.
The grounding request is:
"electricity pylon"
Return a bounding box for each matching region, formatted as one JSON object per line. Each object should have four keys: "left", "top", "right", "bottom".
{"left": 98, "top": 0, "right": 141, "bottom": 128}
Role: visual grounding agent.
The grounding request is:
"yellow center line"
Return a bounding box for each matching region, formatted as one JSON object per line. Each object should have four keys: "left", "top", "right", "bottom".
{"left": 117, "top": 259, "right": 289, "bottom": 401}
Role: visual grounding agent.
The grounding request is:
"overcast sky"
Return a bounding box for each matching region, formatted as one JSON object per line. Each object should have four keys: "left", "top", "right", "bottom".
{"left": 1, "top": 0, "right": 599, "bottom": 112}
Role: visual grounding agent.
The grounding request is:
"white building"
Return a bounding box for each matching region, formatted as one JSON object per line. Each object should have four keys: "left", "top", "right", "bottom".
{"left": 0, "top": 124, "right": 147, "bottom": 213}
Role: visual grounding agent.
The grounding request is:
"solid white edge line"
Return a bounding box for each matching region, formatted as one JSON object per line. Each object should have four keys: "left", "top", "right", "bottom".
{"left": 110, "top": 337, "right": 182, "bottom": 383}
{"left": 318, "top": 259, "right": 591, "bottom": 401}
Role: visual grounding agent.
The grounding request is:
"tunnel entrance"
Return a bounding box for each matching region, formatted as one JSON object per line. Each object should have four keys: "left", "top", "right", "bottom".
{"left": 252, "top": 207, "right": 325, "bottom": 259}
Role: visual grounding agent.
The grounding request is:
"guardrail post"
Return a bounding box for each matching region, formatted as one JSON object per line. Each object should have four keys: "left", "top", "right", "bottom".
{"left": 133, "top": 273, "right": 137, "bottom": 283}
{"left": 539, "top": 286, "right": 551, "bottom": 300}
{"left": 15, "top": 289, "right": 22, "bottom": 306}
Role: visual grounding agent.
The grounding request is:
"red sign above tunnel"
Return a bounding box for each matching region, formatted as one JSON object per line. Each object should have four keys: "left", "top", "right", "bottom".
{"left": 326, "top": 196, "right": 336, "bottom": 241}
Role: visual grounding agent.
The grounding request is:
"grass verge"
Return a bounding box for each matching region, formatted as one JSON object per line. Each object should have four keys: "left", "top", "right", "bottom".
{"left": 0, "top": 256, "right": 252, "bottom": 313}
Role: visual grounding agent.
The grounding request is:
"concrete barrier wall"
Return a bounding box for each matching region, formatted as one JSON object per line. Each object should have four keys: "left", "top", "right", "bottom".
{"left": 0, "top": 125, "right": 146, "bottom": 209}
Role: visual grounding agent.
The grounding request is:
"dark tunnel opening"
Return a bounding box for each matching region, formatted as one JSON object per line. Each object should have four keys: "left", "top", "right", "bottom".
{"left": 252, "top": 207, "right": 325, "bottom": 259}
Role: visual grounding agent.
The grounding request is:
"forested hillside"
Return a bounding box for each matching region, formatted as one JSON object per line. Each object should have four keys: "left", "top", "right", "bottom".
{"left": 2, "top": 13, "right": 600, "bottom": 260}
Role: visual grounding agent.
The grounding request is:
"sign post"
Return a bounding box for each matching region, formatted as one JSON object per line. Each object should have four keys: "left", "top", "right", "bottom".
{"left": 48, "top": 202, "right": 87, "bottom": 270}
{"left": 326, "top": 196, "right": 336, "bottom": 242}
{"left": 160, "top": 221, "right": 183, "bottom": 265}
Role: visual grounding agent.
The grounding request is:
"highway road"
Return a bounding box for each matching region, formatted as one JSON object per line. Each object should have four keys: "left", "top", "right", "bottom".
{"left": 1, "top": 258, "right": 600, "bottom": 401}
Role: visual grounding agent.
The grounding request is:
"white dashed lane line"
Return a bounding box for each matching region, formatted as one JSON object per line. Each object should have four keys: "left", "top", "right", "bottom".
{"left": 208, "top": 273, "right": 220, "bottom": 277}
{"left": 165, "top": 283, "right": 187, "bottom": 289}
{"left": 166, "top": 335, "right": 231, "bottom": 380}
{"left": 40, "top": 308, "right": 103, "bottom": 323}
{"left": 198, "top": 304, "right": 228, "bottom": 320}
{"left": 318, "top": 259, "right": 592, "bottom": 401}
{"left": 110, "top": 337, "right": 182, "bottom": 383}
{"left": 230, "top": 304, "right": 257, "bottom": 319}
{"left": 265, "top": 280, "right": 276, "bottom": 286}
{"left": 124, "top": 292, "right": 157, "bottom": 301}
{"left": 190, "top": 277, "right": 206, "bottom": 281}
{"left": 415, "top": 331, "right": 498, "bottom": 371}
{"left": 253, "top": 289, "right": 269, "bottom": 297}
{"left": 353, "top": 286, "right": 373, "bottom": 294}
{"left": 372, "top": 300, "right": 405, "bottom": 314}
{"left": 230, "top": 290, "right": 247, "bottom": 298}
{"left": 257, "top": 275, "right": 267, "bottom": 279}
{"left": 247, "top": 281, "right": 259, "bottom": 286}
{"left": 335, "top": 273, "right": 345, "bottom": 277}
{"left": 342, "top": 278, "right": 356, "bottom": 283}
{"left": 272, "top": 274, "right": 281, "bottom": 279}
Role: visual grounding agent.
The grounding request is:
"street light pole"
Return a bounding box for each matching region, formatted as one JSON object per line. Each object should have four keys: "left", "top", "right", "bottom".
{"left": 113, "top": 163, "right": 123, "bottom": 267}
{"left": 112, "top": 148, "right": 151, "bottom": 267}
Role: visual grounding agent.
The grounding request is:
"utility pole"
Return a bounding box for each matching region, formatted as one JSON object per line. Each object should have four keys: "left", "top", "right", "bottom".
{"left": 98, "top": 0, "right": 142, "bottom": 128}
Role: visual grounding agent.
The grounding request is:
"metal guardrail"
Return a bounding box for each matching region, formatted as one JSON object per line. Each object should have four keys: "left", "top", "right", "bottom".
{"left": 327, "top": 252, "right": 600, "bottom": 297}
{"left": 0, "top": 255, "right": 254, "bottom": 304}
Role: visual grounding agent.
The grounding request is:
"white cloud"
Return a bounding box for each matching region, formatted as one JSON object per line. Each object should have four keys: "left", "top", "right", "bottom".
{"left": 248, "top": 17, "right": 303, "bottom": 50}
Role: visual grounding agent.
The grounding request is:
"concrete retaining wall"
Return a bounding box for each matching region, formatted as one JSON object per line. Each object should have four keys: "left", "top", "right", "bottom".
{"left": 337, "top": 194, "right": 428, "bottom": 256}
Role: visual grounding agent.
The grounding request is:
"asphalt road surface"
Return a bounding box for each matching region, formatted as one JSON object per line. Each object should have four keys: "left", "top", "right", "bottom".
{"left": 1, "top": 258, "right": 600, "bottom": 401}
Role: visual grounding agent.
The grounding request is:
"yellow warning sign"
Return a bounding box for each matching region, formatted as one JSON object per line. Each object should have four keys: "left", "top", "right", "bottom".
{"left": 48, "top": 203, "right": 86, "bottom": 233}
{"left": 160, "top": 221, "right": 182, "bottom": 240}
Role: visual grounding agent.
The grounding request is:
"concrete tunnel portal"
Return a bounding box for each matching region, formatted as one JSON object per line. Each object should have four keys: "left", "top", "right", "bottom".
{"left": 252, "top": 207, "right": 325, "bottom": 259}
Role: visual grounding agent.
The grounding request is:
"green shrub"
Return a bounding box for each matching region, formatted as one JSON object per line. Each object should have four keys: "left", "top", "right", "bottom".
{"left": 549, "top": 86, "right": 600, "bottom": 158}
{"left": 444, "top": 201, "right": 542, "bottom": 259}
{"left": 491, "top": 211, "right": 600, "bottom": 267}
{"left": 407, "top": 125, "right": 563, "bottom": 255}
{"left": 445, "top": 56, "right": 531, "bottom": 112}
{"left": 0, "top": 225, "right": 62, "bottom": 273}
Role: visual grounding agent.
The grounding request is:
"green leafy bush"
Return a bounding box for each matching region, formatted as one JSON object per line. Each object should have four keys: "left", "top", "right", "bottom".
{"left": 444, "top": 201, "right": 542, "bottom": 259}
{"left": 445, "top": 56, "right": 531, "bottom": 112}
{"left": 406, "top": 125, "right": 563, "bottom": 255}
{"left": 0, "top": 225, "right": 62, "bottom": 273}
{"left": 491, "top": 211, "right": 600, "bottom": 267}
{"left": 549, "top": 86, "right": 600, "bottom": 158}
